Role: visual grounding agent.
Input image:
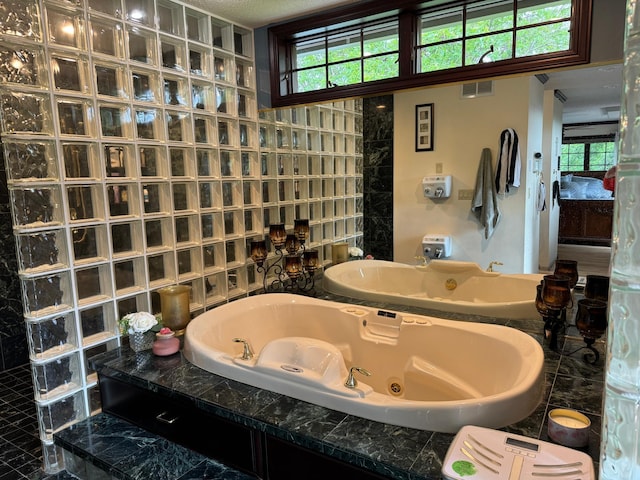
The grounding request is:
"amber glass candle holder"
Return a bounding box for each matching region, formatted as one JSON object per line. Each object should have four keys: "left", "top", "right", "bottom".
{"left": 294, "top": 218, "right": 309, "bottom": 243}
{"left": 584, "top": 274, "right": 610, "bottom": 302}
{"left": 554, "top": 259, "right": 579, "bottom": 289}
{"left": 303, "top": 249, "right": 319, "bottom": 273}
{"left": 284, "top": 254, "right": 302, "bottom": 279}
{"left": 250, "top": 240, "right": 268, "bottom": 266}
{"left": 284, "top": 234, "right": 299, "bottom": 254}
{"left": 573, "top": 298, "right": 608, "bottom": 364}
{"left": 269, "top": 223, "right": 287, "bottom": 249}
{"left": 158, "top": 285, "right": 191, "bottom": 335}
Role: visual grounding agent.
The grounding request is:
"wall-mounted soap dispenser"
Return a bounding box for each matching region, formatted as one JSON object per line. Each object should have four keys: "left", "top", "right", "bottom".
{"left": 423, "top": 175, "right": 452, "bottom": 198}
{"left": 422, "top": 235, "right": 452, "bottom": 259}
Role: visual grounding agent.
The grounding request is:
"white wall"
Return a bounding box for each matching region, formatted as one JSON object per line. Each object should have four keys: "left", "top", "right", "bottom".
{"left": 393, "top": 75, "right": 544, "bottom": 273}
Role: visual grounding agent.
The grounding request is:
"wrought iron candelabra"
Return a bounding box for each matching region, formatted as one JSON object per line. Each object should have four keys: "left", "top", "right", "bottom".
{"left": 250, "top": 219, "right": 319, "bottom": 294}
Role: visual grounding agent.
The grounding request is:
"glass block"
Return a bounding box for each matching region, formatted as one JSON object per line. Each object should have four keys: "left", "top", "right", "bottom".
{"left": 102, "top": 144, "right": 136, "bottom": 178}
{"left": 145, "top": 217, "right": 172, "bottom": 250}
{"left": 259, "top": 124, "right": 275, "bottom": 149}
{"left": 46, "top": 6, "right": 84, "bottom": 49}
{"left": 213, "top": 54, "right": 232, "bottom": 82}
{"left": 10, "top": 186, "right": 63, "bottom": 228}
{"left": 124, "top": 0, "right": 154, "bottom": 26}
{"left": 89, "top": 18, "right": 124, "bottom": 57}
{"left": 211, "top": 19, "right": 232, "bottom": 51}
{"left": 107, "top": 183, "right": 139, "bottom": 217}
{"left": 223, "top": 210, "right": 242, "bottom": 236}
{"left": 117, "top": 292, "right": 149, "bottom": 318}
{"left": 172, "top": 181, "right": 197, "bottom": 211}
{"left": 175, "top": 214, "right": 198, "bottom": 245}
{"left": 204, "top": 271, "right": 226, "bottom": 302}
{"left": 0, "top": 41, "right": 46, "bottom": 87}
{"left": 26, "top": 312, "right": 77, "bottom": 361}
{"left": 111, "top": 220, "right": 143, "bottom": 256}
{"left": 276, "top": 126, "right": 291, "bottom": 149}
{"left": 95, "top": 62, "right": 128, "bottom": 98}
{"left": 166, "top": 111, "right": 190, "bottom": 142}
{"left": 52, "top": 53, "right": 90, "bottom": 94}
{"left": 160, "top": 36, "right": 186, "bottom": 71}
{"left": 98, "top": 103, "right": 131, "bottom": 138}
{"left": 37, "top": 390, "right": 87, "bottom": 441}
{"left": 169, "top": 147, "right": 194, "bottom": 177}
{"left": 83, "top": 339, "right": 118, "bottom": 382}
{"left": 139, "top": 145, "right": 165, "bottom": 176}
{"left": 294, "top": 179, "right": 308, "bottom": 200}
{"left": 218, "top": 149, "right": 236, "bottom": 177}
{"left": 201, "top": 212, "right": 222, "bottom": 240}
{"left": 147, "top": 252, "right": 175, "bottom": 285}
{"left": 88, "top": 0, "right": 122, "bottom": 17}
{"left": 75, "top": 264, "right": 112, "bottom": 304}
{"left": 222, "top": 180, "right": 241, "bottom": 207}
{"left": 241, "top": 151, "right": 257, "bottom": 177}
{"left": 113, "top": 257, "right": 145, "bottom": 293}
{"left": 196, "top": 148, "right": 218, "bottom": 177}
{"left": 79, "top": 302, "right": 116, "bottom": 345}
{"left": 215, "top": 86, "right": 235, "bottom": 115}
{"left": 135, "top": 108, "right": 161, "bottom": 140}
{"left": 243, "top": 208, "right": 262, "bottom": 234}
{"left": 0, "top": 0, "right": 41, "bottom": 39}
{"left": 4, "top": 139, "right": 58, "bottom": 183}
{"left": 71, "top": 225, "right": 109, "bottom": 264}
{"left": 243, "top": 180, "right": 259, "bottom": 206}
{"left": 1, "top": 91, "right": 52, "bottom": 134}
{"left": 128, "top": 26, "right": 157, "bottom": 65}
{"left": 57, "top": 98, "right": 94, "bottom": 136}
{"left": 227, "top": 267, "right": 247, "bottom": 296}
{"left": 32, "top": 352, "right": 82, "bottom": 401}
{"left": 186, "top": 8, "right": 208, "bottom": 43}
{"left": 67, "top": 184, "right": 105, "bottom": 222}
{"left": 239, "top": 122, "right": 255, "bottom": 147}
{"left": 142, "top": 182, "right": 170, "bottom": 214}
{"left": 261, "top": 152, "right": 276, "bottom": 176}
{"left": 235, "top": 60, "right": 253, "bottom": 89}
{"left": 262, "top": 180, "right": 277, "bottom": 204}
{"left": 43, "top": 442, "right": 65, "bottom": 474}
{"left": 191, "top": 81, "right": 213, "bottom": 111}
{"left": 177, "top": 247, "right": 201, "bottom": 278}
{"left": 225, "top": 238, "right": 245, "bottom": 265}
{"left": 233, "top": 26, "right": 252, "bottom": 57}
{"left": 163, "top": 74, "right": 188, "bottom": 106}
{"left": 194, "top": 115, "right": 214, "bottom": 144}
{"left": 157, "top": 0, "right": 183, "bottom": 36}
{"left": 189, "top": 45, "right": 209, "bottom": 76}
{"left": 62, "top": 142, "right": 98, "bottom": 180}
{"left": 16, "top": 229, "right": 68, "bottom": 274}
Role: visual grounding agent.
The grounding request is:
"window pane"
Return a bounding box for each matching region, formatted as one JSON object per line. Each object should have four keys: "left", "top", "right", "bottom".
{"left": 420, "top": 6, "right": 463, "bottom": 44}
{"left": 420, "top": 41, "right": 462, "bottom": 72}
{"left": 516, "top": 22, "right": 571, "bottom": 57}
{"left": 466, "top": 0, "right": 514, "bottom": 36}
{"left": 295, "top": 39, "right": 326, "bottom": 68}
{"left": 517, "top": 0, "right": 571, "bottom": 27}
{"left": 363, "top": 21, "right": 398, "bottom": 55}
{"left": 328, "top": 60, "right": 361, "bottom": 86}
{"left": 465, "top": 33, "right": 512, "bottom": 65}
{"left": 327, "top": 33, "right": 361, "bottom": 63}
{"left": 364, "top": 54, "right": 398, "bottom": 82}
{"left": 296, "top": 67, "right": 326, "bottom": 93}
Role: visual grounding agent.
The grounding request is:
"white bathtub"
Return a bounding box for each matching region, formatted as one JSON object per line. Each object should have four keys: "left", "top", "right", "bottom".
{"left": 323, "top": 259, "right": 543, "bottom": 319}
{"left": 183, "top": 294, "right": 544, "bottom": 433}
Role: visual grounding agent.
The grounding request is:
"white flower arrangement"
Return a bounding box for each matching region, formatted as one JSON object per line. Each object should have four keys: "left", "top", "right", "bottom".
{"left": 348, "top": 247, "right": 364, "bottom": 258}
{"left": 119, "top": 312, "right": 159, "bottom": 335}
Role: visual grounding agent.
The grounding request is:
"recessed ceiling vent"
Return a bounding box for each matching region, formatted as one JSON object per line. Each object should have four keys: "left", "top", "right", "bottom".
{"left": 461, "top": 80, "right": 494, "bottom": 98}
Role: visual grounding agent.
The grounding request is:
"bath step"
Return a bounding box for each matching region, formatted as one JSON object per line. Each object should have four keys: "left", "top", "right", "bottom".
{"left": 53, "top": 412, "right": 256, "bottom": 479}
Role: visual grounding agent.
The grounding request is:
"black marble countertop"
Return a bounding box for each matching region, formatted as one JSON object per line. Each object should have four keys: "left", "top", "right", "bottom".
{"left": 90, "top": 289, "right": 605, "bottom": 480}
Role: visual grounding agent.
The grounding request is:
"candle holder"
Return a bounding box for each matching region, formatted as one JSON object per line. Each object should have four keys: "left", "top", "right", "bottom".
{"left": 250, "top": 219, "right": 317, "bottom": 294}
{"left": 567, "top": 298, "right": 608, "bottom": 364}
{"left": 554, "top": 259, "right": 579, "bottom": 289}
{"left": 539, "top": 274, "right": 573, "bottom": 351}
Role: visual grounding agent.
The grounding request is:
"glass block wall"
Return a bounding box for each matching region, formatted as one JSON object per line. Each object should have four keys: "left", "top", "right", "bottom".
{"left": 0, "top": 0, "right": 363, "bottom": 471}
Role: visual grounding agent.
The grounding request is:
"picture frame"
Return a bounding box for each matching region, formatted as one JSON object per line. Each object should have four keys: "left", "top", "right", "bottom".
{"left": 415, "top": 103, "right": 434, "bottom": 151}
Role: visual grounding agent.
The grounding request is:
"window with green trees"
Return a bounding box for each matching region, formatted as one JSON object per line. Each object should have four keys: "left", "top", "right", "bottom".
{"left": 560, "top": 140, "right": 617, "bottom": 172}
{"left": 269, "top": 0, "right": 590, "bottom": 107}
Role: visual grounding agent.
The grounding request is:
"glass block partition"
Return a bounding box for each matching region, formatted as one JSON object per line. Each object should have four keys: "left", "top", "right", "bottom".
{"left": 0, "top": 0, "right": 363, "bottom": 472}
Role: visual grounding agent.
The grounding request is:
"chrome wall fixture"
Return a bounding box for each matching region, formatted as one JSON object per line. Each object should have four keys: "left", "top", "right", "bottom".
{"left": 250, "top": 219, "right": 318, "bottom": 293}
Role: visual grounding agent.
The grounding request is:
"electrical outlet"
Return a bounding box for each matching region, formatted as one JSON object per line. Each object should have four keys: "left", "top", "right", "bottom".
{"left": 435, "top": 162, "right": 443, "bottom": 174}
{"left": 458, "top": 189, "right": 474, "bottom": 200}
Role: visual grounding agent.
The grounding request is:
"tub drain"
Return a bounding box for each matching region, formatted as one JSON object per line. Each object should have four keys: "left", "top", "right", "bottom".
{"left": 389, "top": 382, "right": 403, "bottom": 396}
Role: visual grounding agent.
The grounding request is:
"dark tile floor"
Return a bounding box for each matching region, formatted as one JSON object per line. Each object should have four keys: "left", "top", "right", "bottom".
{"left": 0, "top": 364, "right": 77, "bottom": 480}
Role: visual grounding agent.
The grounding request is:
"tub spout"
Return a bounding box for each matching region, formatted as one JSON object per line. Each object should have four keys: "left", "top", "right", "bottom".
{"left": 233, "top": 338, "right": 254, "bottom": 360}
{"left": 486, "top": 261, "right": 503, "bottom": 272}
{"left": 344, "top": 366, "right": 371, "bottom": 388}
{"left": 434, "top": 248, "right": 443, "bottom": 259}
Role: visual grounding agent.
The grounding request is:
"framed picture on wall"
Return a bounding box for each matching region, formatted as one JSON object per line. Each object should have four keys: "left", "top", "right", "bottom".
{"left": 415, "top": 103, "right": 434, "bottom": 151}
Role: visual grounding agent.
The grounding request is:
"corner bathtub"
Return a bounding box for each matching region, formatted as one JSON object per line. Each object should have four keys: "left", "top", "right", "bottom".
{"left": 184, "top": 294, "right": 544, "bottom": 433}
{"left": 323, "top": 259, "right": 544, "bottom": 319}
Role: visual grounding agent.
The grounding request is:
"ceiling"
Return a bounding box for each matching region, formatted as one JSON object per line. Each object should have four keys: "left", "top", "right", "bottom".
{"left": 187, "top": 0, "right": 622, "bottom": 125}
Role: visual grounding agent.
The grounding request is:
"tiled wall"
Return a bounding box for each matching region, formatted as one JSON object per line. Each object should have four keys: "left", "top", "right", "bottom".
{"left": 0, "top": 0, "right": 363, "bottom": 471}
{"left": 363, "top": 95, "right": 394, "bottom": 261}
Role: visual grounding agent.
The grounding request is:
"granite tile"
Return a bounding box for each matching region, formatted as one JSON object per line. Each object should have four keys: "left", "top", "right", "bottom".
{"left": 177, "top": 459, "right": 256, "bottom": 480}
{"left": 548, "top": 373, "right": 604, "bottom": 415}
